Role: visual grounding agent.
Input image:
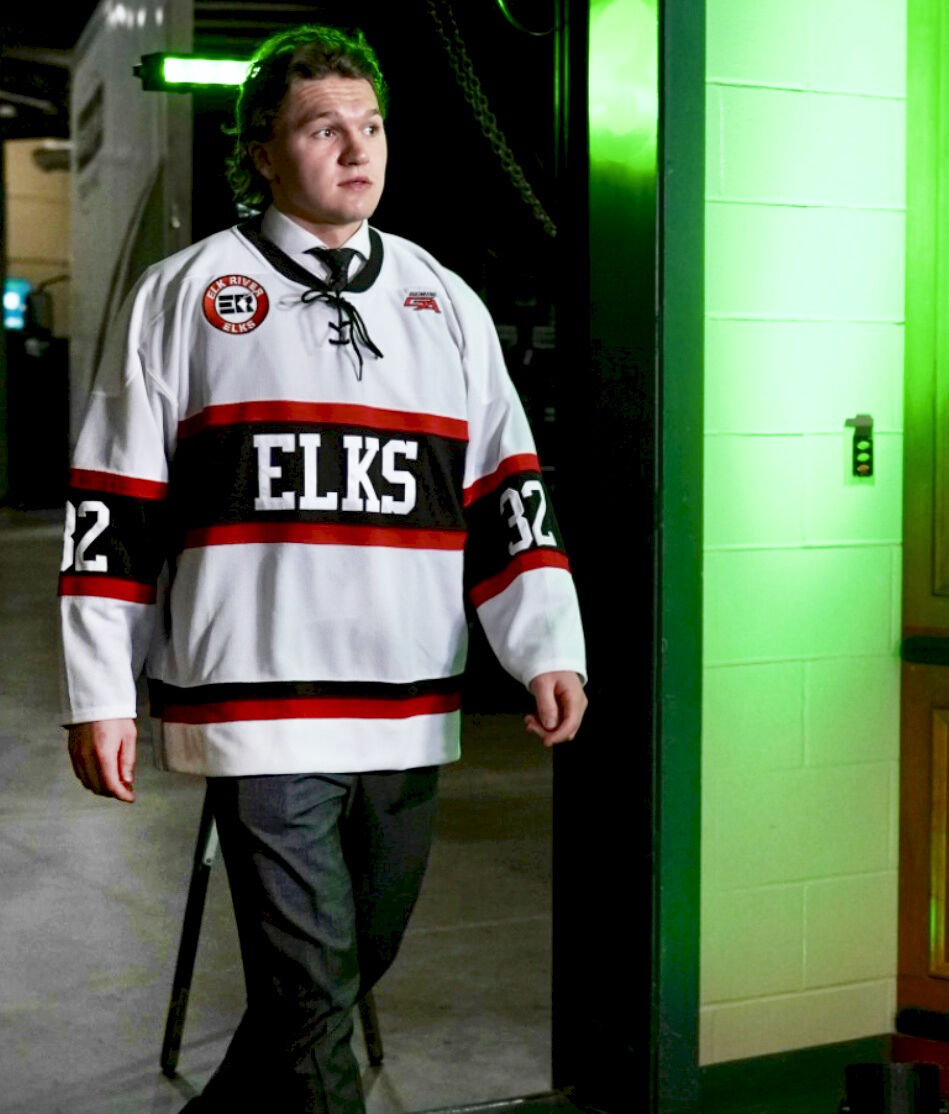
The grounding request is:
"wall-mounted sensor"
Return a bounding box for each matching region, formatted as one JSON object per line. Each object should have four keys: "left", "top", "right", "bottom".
{"left": 845, "top": 414, "right": 873, "bottom": 477}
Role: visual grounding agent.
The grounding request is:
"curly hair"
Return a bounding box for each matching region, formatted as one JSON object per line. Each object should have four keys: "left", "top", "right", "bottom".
{"left": 226, "top": 24, "right": 388, "bottom": 210}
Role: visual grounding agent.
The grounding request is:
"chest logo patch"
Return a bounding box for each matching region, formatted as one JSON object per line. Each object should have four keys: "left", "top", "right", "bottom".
{"left": 203, "top": 275, "right": 270, "bottom": 334}
{"left": 403, "top": 291, "right": 441, "bottom": 314}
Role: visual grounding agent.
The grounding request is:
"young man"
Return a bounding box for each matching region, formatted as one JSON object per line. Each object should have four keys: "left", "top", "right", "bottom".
{"left": 60, "top": 24, "right": 586, "bottom": 1113}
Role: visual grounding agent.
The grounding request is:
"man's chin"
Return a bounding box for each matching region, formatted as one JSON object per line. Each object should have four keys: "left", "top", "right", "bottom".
{"left": 330, "top": 187, "right": 383, "bottom": 219}
{"left": 277, "top": 204, "right": 378, "bottom": 237}
{"left": 336, "top": 199, "right": 381, "bottom": 223}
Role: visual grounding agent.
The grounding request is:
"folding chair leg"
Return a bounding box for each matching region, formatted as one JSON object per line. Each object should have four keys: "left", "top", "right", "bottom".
{"left": 358, "top": 991, "right": 384, "bottom": 1066}
{"left": 161, "top": 790, "right": 219, "bottom": 1078}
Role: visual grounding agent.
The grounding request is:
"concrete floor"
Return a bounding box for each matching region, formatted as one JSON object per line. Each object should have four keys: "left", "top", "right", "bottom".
{"left": 0, "top": 508, "right": 557, "bottom": 1114}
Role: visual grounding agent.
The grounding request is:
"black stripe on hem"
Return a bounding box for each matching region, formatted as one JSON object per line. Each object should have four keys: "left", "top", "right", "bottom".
{"left": 148, "top": 674, "right": 464, "bottom": 710}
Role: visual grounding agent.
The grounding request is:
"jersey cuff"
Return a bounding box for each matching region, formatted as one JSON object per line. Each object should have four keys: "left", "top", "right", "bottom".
{"left": 521, "top": 662, "right": 588, "bottom": 690}
{"left": 61, "top": 704, "right": 138, "bottom": 726}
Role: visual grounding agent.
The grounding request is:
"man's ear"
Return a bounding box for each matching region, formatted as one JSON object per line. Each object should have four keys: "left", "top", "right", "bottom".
{"left": 249, "top": 142, "right": 274, "bottom": 181}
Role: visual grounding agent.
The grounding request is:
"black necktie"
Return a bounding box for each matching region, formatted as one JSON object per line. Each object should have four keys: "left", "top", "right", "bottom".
{"left": 306, "top": 247, "right": 357, "bottom": 292}
{"left": 299, "top": 246, "right": 382, "bottom": 381}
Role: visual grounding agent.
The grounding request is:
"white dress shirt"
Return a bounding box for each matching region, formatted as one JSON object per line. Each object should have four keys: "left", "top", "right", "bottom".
{"left": 261, "top": 205, "right": 371, "bottom": 286}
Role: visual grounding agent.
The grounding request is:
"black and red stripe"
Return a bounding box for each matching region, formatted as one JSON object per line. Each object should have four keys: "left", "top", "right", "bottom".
{"left": 468, "top": 550, "right": 572, "bottom": 608}
{"left": 463, "top": 453, "right": 540, "bottom": 507}
{"left": 58, "top": 468, "right": 168, "bottom": 603}
{"left": 463, "top": 456, "right": 570, "bottom": 606}
{"left": 68, "top": 468, "right": 168, "bottom": 501}
{"left": 170, "top": 402, "right": 468, "bottom": 551}
{"left": 59, "top": 575, "right": 157, "bottom": 604}
{"left": 182, "top": 523, "right": 465, "bottom": 550}
{"left": 149, "top": 675, "right": 463, "bottom": 724}
{"left": 178, "top": 401, "right": 468, "bottom": 443}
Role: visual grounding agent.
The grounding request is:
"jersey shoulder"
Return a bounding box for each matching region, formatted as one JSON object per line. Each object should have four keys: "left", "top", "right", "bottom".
{"left": 115, "top": 223, "right": 277, "bottom": 343}
{"left": 374, "top": 228, "right": 494, "bottom": 329}
{"left": 137, "top": 225, "right": 260, "bottom": 296}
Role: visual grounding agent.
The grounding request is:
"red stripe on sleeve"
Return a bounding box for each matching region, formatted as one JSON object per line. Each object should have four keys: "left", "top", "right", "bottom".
{"left": 58, "top": 575, "right": 157, "bottom": 604}
{"left": 463, "top": 453, "right": 541, "bottom": 507}
{"left": 69, "top": 469, "right": 168, "bottom": 501}
{"left": 178, "top": 401, "right": 469, "bottom": 442}
{"left": 468, "top": 549, "right": 572, "bottom": 608}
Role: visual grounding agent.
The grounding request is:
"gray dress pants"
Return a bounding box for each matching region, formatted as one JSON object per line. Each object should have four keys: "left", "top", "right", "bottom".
{"left": 187, "top": 766, "right": 439, "bottom": 1113}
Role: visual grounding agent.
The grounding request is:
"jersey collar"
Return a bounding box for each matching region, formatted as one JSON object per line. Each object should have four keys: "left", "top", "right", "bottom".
{"left": 238, "top": 211, "right": 383, "bottom": 294}
{"left": 261, "top": 206, "right": 372, "bottom": 278}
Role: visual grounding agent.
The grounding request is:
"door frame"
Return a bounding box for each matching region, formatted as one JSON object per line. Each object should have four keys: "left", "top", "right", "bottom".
{"left": 898, "top": 0, "right": 949, "bottom": 1027}
{"left": 550, "top": 2, "right": 705, "bottom": 1112}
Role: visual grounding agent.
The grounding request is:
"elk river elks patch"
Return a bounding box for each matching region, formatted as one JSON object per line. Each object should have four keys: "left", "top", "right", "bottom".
{"left": 203, "top": 275, "right": 270, "bottom": 334}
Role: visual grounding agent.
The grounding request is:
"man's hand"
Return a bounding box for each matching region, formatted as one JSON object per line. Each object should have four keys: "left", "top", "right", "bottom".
{"left": 67, "top": 719, "right": 137, "bottom": 803}
{"left": 525, "top": 671, "right": 588, "bottom": 747}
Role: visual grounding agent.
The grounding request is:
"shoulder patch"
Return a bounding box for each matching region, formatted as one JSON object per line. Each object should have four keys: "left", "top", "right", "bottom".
{"left": 203, "top": 275, "right": 270, "bottom": 334}
{"left": 403, "top": 291, "right": 441, "bottom": 314}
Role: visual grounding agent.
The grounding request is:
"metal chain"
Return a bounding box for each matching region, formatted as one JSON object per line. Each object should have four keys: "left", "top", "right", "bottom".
{"left": 425, "top": 0, "right": 558, "bottom": 239}
{"left": 496, "top": 0, "right": 556, "bottom": 36}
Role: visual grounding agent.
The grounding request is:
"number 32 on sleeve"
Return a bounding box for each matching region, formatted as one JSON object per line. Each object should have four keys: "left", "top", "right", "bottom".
{"left": 500, "top": 481, "right": 556, "bottom": 556}
{"left": 61, "top": 500, "right": 110, "bottom": 573}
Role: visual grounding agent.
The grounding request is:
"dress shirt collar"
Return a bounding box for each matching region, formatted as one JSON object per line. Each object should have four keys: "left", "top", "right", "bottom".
{"left": 260, "top": 205, "right": 371, "bottom": 284}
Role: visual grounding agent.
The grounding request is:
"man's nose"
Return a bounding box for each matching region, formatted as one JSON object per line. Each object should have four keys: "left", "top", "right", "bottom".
{"left": 341, "top": 132, "right": 369, "bottom": 163}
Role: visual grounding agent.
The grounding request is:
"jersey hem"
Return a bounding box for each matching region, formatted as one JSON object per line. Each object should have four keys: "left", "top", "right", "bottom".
{"left": 153, "top": 710, "right": 463, "bottom": 775}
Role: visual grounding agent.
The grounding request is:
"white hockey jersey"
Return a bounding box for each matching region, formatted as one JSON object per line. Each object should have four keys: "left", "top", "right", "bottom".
{"left": 59, "top": 215, "right": 586, "bottom": 775}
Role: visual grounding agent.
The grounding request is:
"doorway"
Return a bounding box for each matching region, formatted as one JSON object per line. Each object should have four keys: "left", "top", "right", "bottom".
{"left": 898, "top": 0, "right": 949, "bottom": 1039}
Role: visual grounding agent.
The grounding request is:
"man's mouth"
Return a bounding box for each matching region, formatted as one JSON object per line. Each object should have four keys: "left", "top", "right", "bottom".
{"left": 340, "top": 177, "right": 371, "bottom": 189}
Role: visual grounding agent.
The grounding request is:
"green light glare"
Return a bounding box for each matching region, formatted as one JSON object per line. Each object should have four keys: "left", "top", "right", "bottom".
{"left": 162, "top": 57, "right": 251, "bottom": 87}
{"left": 588, "top": 0, "right": 658, "bottom": 175}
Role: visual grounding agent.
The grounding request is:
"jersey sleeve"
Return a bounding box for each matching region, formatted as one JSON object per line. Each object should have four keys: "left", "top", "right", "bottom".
{"left": 453, "top": 283, "right": 587, "bottom": 688}
{"left": 58, "top": 279, "right": 176, "bottom": 724}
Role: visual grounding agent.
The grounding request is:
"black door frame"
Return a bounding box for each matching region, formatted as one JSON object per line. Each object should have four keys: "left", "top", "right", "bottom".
{"left": 551, "top": 3, "right": 704, "bottom": 1112}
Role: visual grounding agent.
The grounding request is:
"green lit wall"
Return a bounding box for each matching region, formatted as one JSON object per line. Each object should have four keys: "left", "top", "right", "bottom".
{"left": 701, "top": 0, "right": 906, "bottom": 1065}
{"left": 588, "top": 0, "right": 657, "bottom": 176}
{"left": 587, "top": 0, "right": 658, "bottom": 339}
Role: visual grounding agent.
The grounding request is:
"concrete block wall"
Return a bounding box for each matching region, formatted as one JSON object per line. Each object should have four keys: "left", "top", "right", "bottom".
{"left": 4, "top": 139, "right": 71, "bottom": 337}
{"left": 701, "top": 0, "right": 906, "bottom": 1065}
